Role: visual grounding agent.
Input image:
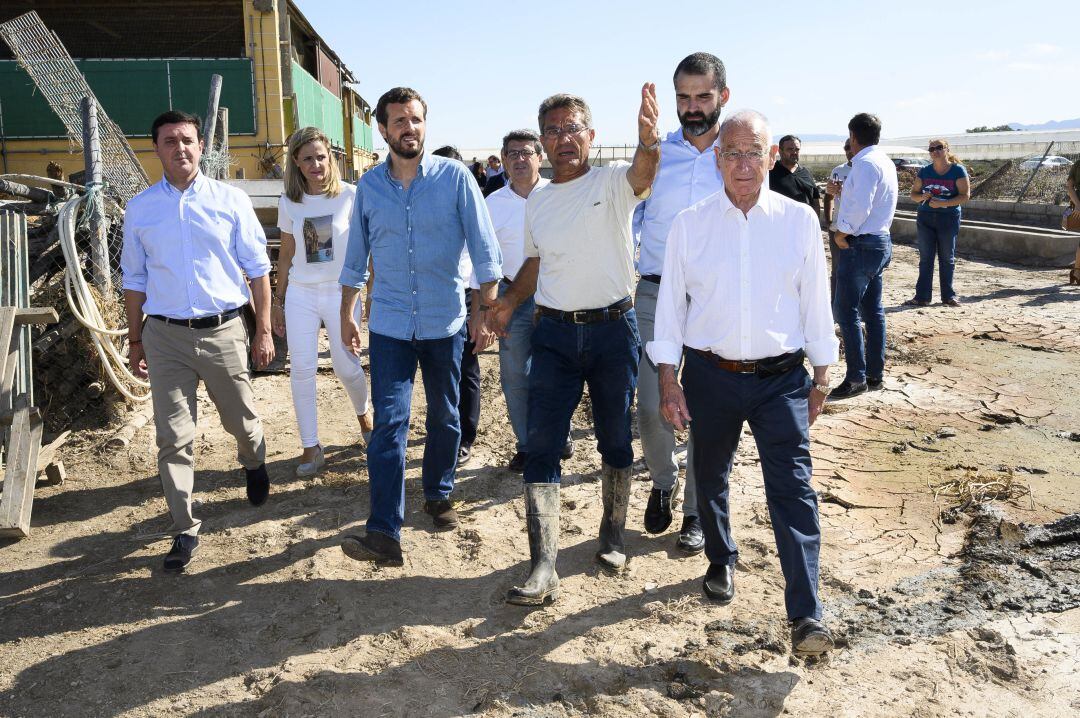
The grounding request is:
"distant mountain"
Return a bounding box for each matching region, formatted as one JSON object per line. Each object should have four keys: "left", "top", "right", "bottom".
{"left": 790, "top": 133, "right": 847, "bottom": 142}
{"left": 1007, "top": 118, "right": 1080, "bottom": 131}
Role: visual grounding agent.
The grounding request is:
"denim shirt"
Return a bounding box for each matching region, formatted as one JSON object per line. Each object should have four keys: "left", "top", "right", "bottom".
{"left": 340, "top": 153, "right": 502, "bottom": 340}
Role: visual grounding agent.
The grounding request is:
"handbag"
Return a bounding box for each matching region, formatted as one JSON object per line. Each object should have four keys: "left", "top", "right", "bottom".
{"left": 1064, "top": 207, "right": 1080, "bottom": 232}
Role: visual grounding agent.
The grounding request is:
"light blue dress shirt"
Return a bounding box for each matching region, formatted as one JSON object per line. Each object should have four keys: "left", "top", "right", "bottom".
{"left": 340, "top": 153, "right": 502, "bottom": 341}
{"left": 835, "top": 145, "right": 898, "bottom": 237}
{"left": 634, "top": 128, "right": 726, "bottom": 277}
{"left": 121, "top": 173, "right": 271, "bottom": 319}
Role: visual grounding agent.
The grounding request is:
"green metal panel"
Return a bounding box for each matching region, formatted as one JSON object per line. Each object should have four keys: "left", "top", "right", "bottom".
{"left": 0, "top": 58, "right": 256, "bottom": 138}
{"left": 291, "top": 61, "right": 345, "bottom": 149}
{"left": 351, "top": 114, "right": 373, "bottom": 152}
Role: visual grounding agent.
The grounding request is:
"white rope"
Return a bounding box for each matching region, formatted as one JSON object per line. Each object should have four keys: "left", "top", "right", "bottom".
{"left": 58, "top": 195, "right": 151, "bottom": 402}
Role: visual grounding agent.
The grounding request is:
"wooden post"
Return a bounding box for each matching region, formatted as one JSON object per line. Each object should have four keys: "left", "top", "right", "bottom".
{"left": 201, "top": 74, "right": 223, "bottom": 168}
{"left": 216, "top": 106, "right": 229, "bottom": 179}
{"left": 79, "top": 96, "right": 110, "bottom": 292}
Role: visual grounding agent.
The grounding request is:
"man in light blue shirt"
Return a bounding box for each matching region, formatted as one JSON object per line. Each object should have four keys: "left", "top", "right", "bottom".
{"left": 831, "top": 112, "right": 899, "bottom": 399}
{"left": 122, "top": 110, "right": 274, "bottom": 573}
{"left": 338, "top": 87, "right": 502, "bottom": 566}
{"left": 633, "top": 52, "right": 729, "bottom": 554}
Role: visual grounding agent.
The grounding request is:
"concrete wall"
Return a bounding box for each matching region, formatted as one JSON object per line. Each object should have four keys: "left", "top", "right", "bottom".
{"left": 896, "top": 197, "right": 1068, "bottom": 229}
{"left": 891, "top": 211, "right": 1078, "bottom": 267}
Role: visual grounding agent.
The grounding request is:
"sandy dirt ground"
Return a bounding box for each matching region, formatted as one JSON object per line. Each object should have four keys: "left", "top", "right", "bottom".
{"left": 2, "top": 242, "right": 1079, "bottom": 718}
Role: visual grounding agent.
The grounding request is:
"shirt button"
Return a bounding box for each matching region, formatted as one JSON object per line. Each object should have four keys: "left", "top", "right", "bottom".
{"left": 412, "top": 291, "right": 417, "bottom": 295}
{"left": 406, "top": 205, "right": 410, "bottom": 210}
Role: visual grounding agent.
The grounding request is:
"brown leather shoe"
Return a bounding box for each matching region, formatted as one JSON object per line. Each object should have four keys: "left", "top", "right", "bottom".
{"left": 341, "top": 532, "right": 403, "bottom": 567}
{"left": 424, "top": 499, "right": 460, "bottom": 530}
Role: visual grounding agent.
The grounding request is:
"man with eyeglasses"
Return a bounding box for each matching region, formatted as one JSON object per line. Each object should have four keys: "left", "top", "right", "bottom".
{"left": 830, "top": 113, "right": 898, "bottom": 400}
{"left": 489, "top": 87, "right": 660, "bottom": 605}
{"left": 649, "top": 109, "right": 837, "bottom": 655}
{"left": 633, "top": 52, "right": 729, "bottom": 555}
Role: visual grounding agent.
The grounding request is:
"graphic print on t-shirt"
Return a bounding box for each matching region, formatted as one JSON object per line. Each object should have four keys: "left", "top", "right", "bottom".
{"left": 923, "top": 178, "right": 957, "bottom": 199}
{"left": 303, "top": 214, "right": 334, "bottom": 263}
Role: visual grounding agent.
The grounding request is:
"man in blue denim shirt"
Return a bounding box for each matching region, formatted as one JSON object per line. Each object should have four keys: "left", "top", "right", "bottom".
{"left": 490, "top": 86, "right": 660, "bottom": 605}
{"left": 831, "top": 112, "right": 898, "bottom": 400}
{"left": 337, "top": 87, "right": 502, "bottom": 566}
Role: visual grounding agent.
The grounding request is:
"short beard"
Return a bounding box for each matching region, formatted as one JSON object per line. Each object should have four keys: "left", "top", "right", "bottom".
{"left": 679, "top": 106, "right": 722, "bottom": 137}
{"left": 389, "top": 135, "right": 423, "bottom": 159}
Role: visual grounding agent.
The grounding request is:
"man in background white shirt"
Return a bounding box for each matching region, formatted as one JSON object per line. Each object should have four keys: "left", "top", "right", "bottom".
{"left": 649, "top": 109, "right": 837, "bottom": 655}
{"left": 634, "top": 52, "right": 730, "bottom": 554}
{"left": 831, "top": 113, "right": 898, "bottom": 400}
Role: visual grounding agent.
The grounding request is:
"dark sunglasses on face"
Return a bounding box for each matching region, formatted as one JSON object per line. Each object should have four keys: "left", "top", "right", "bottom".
{"left": 928, "top": 145, "right": 945, "bottom": 152}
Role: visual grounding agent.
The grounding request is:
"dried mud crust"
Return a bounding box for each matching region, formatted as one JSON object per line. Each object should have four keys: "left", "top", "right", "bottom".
{"left": 1, "top": 243, "right": 1079, "bottom": 717}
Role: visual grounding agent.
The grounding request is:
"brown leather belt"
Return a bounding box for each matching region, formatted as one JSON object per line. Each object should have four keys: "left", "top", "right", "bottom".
{"left": 688, "top": 347, "right": 805, "bottom": 377}
{"left": 536, "top": 297, "right": 633, "bottom": 324}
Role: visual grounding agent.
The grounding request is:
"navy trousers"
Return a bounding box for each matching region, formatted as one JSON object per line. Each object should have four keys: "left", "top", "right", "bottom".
{"left": 682, "top": 350, "right": 822, "bottom": 620}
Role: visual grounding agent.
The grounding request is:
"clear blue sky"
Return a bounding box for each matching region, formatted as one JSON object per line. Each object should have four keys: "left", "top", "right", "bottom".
{"left": 298, "top": 0, "right": 1073, "bottom": 149}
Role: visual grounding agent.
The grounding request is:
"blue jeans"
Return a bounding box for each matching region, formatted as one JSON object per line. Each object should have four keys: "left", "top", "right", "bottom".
{"left": 915, "top": 211, "right": 961, "bottom": 302}
{"left": 523, "top": 309, "right": 641, "bottom": 484}
{"left": 497, "top": 283, "right": 536, "bottom": 453}
{"left": 682, "top": 351, "right": 821, "bottom": 620}
{"left": 366, "top": 329, "right": 464, "bottom": 541}
{"left": 833, "top": 233, "right": 892, "bottom": 384}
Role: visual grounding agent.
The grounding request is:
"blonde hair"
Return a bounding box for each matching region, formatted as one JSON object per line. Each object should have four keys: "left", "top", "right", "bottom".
{"left": 284, "top": 127, "right": 342, "bottom": 202}
{"left": 929, "top": 138, "right": 962, "bottom": 168}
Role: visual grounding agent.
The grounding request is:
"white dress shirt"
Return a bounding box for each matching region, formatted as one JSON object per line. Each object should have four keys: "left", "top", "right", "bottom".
{"left": 647, "top": 188, "right": 839, "bottom": 368}
{"left": 835, "top": 145, "right": 898, "bottom": 237}
{"left": 634, "top": 128, "right": 725, "bottom": 276}
{"left": 122, "top": 173, "right": 271, "bottom": 319}
{"left": 486, "top": 179, "right": 550, "bottom": 280}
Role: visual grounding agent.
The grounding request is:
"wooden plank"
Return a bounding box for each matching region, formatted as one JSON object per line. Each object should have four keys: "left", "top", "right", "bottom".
{"left": 0, "top": 308, "right": 17, "bottom": 410}
{"left": 36, "top": 429, "right": 70, "bottom": 472}
{"left": 0, "top": 407, "right": 44, "bottom": 538}
{"left": 0, "top": 406, "right": 40, "bottom": 426}
{"left": 13, "top": 307, "right": 58, "bottom": 325}
{"left": 0, "top": 349, "right": 18, "bottom": 412}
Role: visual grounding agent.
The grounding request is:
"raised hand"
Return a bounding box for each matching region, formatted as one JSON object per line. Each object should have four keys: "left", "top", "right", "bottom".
{"left": 638, "top": 82, "right": 660, "bottom": 147}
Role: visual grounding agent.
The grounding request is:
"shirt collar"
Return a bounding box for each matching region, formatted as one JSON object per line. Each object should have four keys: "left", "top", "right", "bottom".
{"left": 160, "top": 170, "right": 206, "bottom": 197}
{"left": 664, "top": 127, "right": 722, "bottom": 152}
{"left": 715, "top": 183, "right": 774, "bottom": 218}
{"left": 852, "top": 145, "right": 876, "bottom": 161}
{"left": 383, "top": 152, "right": 435, "bottom": 182}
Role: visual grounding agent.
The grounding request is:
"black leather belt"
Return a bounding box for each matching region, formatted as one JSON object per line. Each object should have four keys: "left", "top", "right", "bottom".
{"left": 149, "top": 307, "right": 242, "bottom": 329}
{"left": 687, "top": 347, "right": 805, "bottom": 377}
{"left": 537, "top": 297, "right": 633, "bottom": 324}
{"left": 640, "top": 274, "right": 662, "bottom": 284}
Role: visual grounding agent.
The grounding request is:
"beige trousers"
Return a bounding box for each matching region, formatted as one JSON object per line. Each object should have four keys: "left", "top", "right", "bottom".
{"left": 143, "top": 316, "right": 265, "bottom": 536}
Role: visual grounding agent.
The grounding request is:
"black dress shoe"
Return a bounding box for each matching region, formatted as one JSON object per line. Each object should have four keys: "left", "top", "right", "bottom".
{"left": 458, "top": 443, "right": 472, "bottom": 462}
{"left": 508, "top": 451, "right": 527, "bottom": 473}
{"left": 560, "top": 439, "right": 575, "bottom": 460}
{"left": 702, "top": 563, "right": 735, "bottom": 604}
{"left": 828, "top": 380, "right": 867, "bottom": 401}
{"left": 341, "top": 532, "right": 404, "bottom": 566}
{"left": 163, "top": 534, "right": 199, "bottom": 573}
{"left": 866, "top": 377, "right": 883, "bottom": 390}
{"left": 246, "top": 464, "right": 270, "bottom": 506}
{"left": 676, "top": 515, "right": 705, "bottom": 554}
{"left": 424, "top": 499, "right": 460, "bottom": 529}
{"left": 791, "top": 617, "right": 834, "bottom": 655}
{"left": 643, "top": 487, "right": 674, "bottom": 534}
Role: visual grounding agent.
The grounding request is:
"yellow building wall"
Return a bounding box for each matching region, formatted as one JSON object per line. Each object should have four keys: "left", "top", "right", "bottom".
{"left": 0, "top": 1, "right": 288, "bottom": 187}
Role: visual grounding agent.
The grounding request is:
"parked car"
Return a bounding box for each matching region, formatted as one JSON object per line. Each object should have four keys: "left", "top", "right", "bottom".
{"left": 1018, "top": 155, "right": 1073, "bottom": 170}
{"left": 892, "top": 157, "right": 930, "bottom": 172}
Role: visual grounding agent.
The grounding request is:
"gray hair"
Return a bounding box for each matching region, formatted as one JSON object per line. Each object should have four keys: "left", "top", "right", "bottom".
{"left": 719, "top": 109, "right": 772, "bottom": 147}
{"left": 537, "top": 94, "right": 592, "bottom": 132}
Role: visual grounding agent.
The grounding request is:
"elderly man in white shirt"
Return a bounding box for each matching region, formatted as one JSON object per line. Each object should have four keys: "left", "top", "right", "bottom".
{"left": 649, "top": 109, "right": 837, "bottom": 655}
{"left": 634, "top": 52, "right": 729, "bottom": 554}
{"left": 830, "top": 112, "right": 898, "bottom": 400}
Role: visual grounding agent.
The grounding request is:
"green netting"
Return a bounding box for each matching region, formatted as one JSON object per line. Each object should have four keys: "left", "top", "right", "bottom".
{"left": 0, "top": 58, "right": 256, "bottom": 138}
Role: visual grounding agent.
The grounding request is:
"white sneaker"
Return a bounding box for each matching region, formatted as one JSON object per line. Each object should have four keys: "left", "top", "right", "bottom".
{"left": 295, "top": 446, "right": 325, "bottom": 477}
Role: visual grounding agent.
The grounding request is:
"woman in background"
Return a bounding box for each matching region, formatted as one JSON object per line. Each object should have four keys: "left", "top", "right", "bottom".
{"left": 1065, "top": 160, "right": 1080, "bottom": 285}
{"left": 905, "top": 138, "right": 971, "bottom": 306}
{"left": 273, "top": 127, "right": 373, "bottom": 476}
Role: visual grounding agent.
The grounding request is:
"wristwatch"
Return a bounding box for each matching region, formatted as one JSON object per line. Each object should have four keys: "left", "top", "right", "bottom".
{"left": 639, "top": 138, "right": 660, "bottom": 152}
{"left": 812, "top": 382, "right": 832, "bottom": 396}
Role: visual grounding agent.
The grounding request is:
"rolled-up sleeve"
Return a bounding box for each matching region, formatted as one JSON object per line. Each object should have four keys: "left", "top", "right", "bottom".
{"left": 460, "top": 171, "right": 502, "bottom": 284}
{"left": 120, "top": 209, "right": 147, "bottom": 292}
{"left": 835, "top": 161, "right": 873, "bottom": 236}
{"left": 233, "top": 195, "right": 271, "bottom": 279}
{"left": 646, "top": 215, "right": 689, "bottom": 367}
{"left": 797, "top": 211, "right": 840, "bottom": 365}
{"left": 339, "top": 182, "right": 370, "bottom": 288}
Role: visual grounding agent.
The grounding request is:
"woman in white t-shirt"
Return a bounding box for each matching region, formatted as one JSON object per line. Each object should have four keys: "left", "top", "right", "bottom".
{"left": 272, "top": 127, "right": 373, "bottom": 476}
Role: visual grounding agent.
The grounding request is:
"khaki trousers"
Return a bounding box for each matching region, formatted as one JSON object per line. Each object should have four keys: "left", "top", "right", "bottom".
{"left": 143, "top": 316, "right": 265, "bottom": 536}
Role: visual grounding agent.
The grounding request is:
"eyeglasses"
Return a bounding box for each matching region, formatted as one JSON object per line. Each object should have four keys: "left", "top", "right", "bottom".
{"left": 718, "top": 150, "right": 767, "bottom": 163}
{"left": 542, "top": 123, "right": 589, "bottom": 139}
{"left": 928, "top": 145, "right": 945, "bottom": 152}
{"left": 505, "top": 149, "right": 538, "bottom": 160}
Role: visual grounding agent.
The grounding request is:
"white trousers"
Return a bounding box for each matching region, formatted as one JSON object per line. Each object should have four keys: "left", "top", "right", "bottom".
{"left": 284, "top": 281, "right": 370, "bottom": 448}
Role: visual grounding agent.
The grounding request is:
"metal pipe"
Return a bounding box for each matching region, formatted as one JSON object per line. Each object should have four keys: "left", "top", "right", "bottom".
{"left": 80, "top": 96, "right": 111, "bottom": 292}
{"left": 201, "top": 74, "right": 223, "bottom": 159}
